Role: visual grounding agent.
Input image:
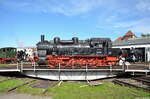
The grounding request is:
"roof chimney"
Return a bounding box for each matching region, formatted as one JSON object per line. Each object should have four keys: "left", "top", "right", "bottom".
{"left": 41, "top": 35, "right": 45, "bottom": 42}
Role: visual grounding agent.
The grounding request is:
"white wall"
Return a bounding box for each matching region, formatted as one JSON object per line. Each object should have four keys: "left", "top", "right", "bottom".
{"left": 112, "top": 44, "right": 150, "bottom": 49}
{"left": 17, "top": 47, "right": 35, "bottom": 59}
{"left": 113, "top": 44, "right": 150, "bottom": 62}
{"left": 145, "top": 47, "right": 150, "bottom": 62}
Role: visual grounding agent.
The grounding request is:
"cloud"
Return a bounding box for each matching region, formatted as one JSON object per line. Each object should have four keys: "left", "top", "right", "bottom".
{"left": 112, "top": 20, "right": 143, "bottom": 28}
{"left": 97, "top": 17, "right": 150, "bottom": 34}
{"left": 95, "top": 0, "right": 150, "bottom": 34}
{"left": 105, "top": 15, "right": 118, "bottom": 22}
{"left": 1, "top": 0, "right": 150, "bottom": 33}
{"left": 51, "top": 0, "right": 103, "bottom": 16}
{"left": 0, "top": 0, "right": 30, "bottom": 8}
{"left": 0, "top": 0, "right": 106, "bottom": 16}
{"left": 1, "top": 0, "right": 150, "bottom": 17}
{"left": 132, "top": 25, "right": 150, "bottom": 33}
{"left": 136, "top": 0, "right": 150, "bottom": 12}
{"left": 130, "top": 19, "right": 150, "bottom": 33}
{"left": 119, "top": 18, "right": 150, "bottom": 33}
{"left": 112, "top": 18, "right": 150, "bottom": 33}
{"left": 0, "top": 0, "right": 125, "bottom": 16}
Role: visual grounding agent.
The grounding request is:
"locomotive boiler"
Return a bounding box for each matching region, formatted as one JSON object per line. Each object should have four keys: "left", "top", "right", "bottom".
{"left": 36, "top": 35, "right": 119, "bottom": 68}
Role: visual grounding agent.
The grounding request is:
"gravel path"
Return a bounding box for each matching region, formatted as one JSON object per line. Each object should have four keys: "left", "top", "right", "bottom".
{"left": 0, "top": 93, "right": 51, "bottom": 99}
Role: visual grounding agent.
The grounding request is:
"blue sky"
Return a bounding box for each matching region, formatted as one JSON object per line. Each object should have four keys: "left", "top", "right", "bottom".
{"left": 0, "top": 0, "right": 150, "bottom": 47}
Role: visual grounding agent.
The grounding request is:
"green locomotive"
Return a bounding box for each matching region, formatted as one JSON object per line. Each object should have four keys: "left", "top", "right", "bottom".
{"left": 0, "top": 47, "right": 17, "bottom": 63}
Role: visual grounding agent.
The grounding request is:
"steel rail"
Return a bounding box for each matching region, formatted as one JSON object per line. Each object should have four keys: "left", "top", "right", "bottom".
{"left": 7, "top": 80, "right": 35, "bottom": 92}
{"left": 113, "top": 79, "right": 150, "bottom": 91}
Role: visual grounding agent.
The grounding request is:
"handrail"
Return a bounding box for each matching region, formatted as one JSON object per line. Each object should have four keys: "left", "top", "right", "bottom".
{"left": 149, "top": 62, "right": 150, "bottom": 70}
{"left": 15, "top": 61, "right": 150, "bottom": 73}
{"left": 33, "top": 62, "right": 36, "bottom": 72}
{"left": 17, "top": 62, "right": 19, "bottom": 70}
{"left": 20, "top": 62, "right": 23, "bottom": 72}
{"left": 85, "top": 64, "right": 88, "bottom": 80}
{"left": 58, "top": 63, "right": 61, "bottom": 81}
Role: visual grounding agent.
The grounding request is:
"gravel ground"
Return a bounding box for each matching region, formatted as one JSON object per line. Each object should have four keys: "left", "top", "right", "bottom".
{"left": 0, "top": 93, "right": 51, "bottom": 99}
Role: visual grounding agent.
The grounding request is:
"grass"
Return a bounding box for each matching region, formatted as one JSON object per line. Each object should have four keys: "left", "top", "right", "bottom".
{"left": 17, "top": 80, "right": 44, "bottom": 95}
{"left": 0, "top": 63, "right": 15, "bottom": 67}
{"left": 0, "top": 79, "right": 149, "bottom": 99}
{"left": 46, "top": 82, "right": 150, "bottom": 99}
{"left": 0, "top": 79, "right": 23, "bottom": 92}
{"left": 0, "top": 79, "right": 44, "bottom": 95}
{"left": 0, "top": 64, "right": 10, "bottom": 67}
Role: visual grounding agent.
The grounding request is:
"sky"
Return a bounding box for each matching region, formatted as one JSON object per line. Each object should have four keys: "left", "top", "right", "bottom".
{"left": 0, "top": 0, "right": 150, "bottom": 47}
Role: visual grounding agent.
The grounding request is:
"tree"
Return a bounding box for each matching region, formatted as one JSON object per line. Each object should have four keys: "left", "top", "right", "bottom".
{"left": 141, "top": 33, "right": 150, "bottom": 37}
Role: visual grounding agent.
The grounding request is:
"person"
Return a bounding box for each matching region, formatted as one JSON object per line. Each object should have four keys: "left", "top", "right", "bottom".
{"left": 119, "top": 55, "right": 125, "bottom": 66}
{"left": 132, "top": 54, "right": 136, "bottom": 63}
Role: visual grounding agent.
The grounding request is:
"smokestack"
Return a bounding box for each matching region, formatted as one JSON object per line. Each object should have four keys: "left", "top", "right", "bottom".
{"left": 41, "top": 35, "right": 45, "bottom": 42}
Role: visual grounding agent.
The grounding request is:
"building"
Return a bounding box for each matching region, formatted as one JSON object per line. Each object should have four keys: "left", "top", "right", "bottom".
{"left": 17, "top": 47, "right": 37, "bottom": 59}
{"left": 115, "top": 30, "right": 137, "bottom": 41}
{"left": 113, "top": 31, "right": 150, "bottom": 62}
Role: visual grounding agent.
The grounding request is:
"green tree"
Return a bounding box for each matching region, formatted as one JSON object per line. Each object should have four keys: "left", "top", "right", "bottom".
{"left": 141, "top": 33, "right": 150, "bottom": 37}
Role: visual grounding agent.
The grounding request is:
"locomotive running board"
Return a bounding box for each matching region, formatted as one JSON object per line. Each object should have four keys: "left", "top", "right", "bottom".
{"left": 21, "top": 70, "right": 119, "bottom": 80}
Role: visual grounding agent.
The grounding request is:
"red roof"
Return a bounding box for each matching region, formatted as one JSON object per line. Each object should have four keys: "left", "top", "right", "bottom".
{"left": 115, "top": 37, "right": 123, "bottom": 41}
{"left": 115, "top": 30, "right": 137, "bottom": 41}
{"left": 124, "top": 30, "right": 136, "bottom": 37}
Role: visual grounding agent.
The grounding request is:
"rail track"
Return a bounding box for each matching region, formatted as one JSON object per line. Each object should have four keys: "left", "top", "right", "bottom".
{"left": 113, "top": 77, "right": 150, "bottom": 91}
{"left": 29, "top": 79, "right": 60, "bottom": 94}
{"left": 0, "top": 73, "right": 61, "bottom": 94}
{"left": 7, "top": 78, "right": 59, "bottom": 93}
{"left": 42, "top": 81, "right": 60, "bottom": 94}
{"left": 133, "top": 77, "right": 150, "bottom": 84}
{"left": 7, "top": 80, "right": 35, "bottom": 92}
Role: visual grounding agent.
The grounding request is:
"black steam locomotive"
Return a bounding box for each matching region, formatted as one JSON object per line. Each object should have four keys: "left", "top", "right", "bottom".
{"left": 36, "top": 35, "right": 119, "bottom": 67}
{"left": 37, "top": 35, "right": 115, "bottom": 56}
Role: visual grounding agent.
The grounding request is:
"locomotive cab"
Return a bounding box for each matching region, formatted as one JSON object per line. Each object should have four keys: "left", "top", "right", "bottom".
{"left": 90, "top": 38, "right": 112, "bottom": 55}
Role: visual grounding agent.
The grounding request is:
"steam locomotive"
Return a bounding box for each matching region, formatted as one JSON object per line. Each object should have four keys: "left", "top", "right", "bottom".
{"left": 36, "top": 35, "right": 119, "bottom": 68}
